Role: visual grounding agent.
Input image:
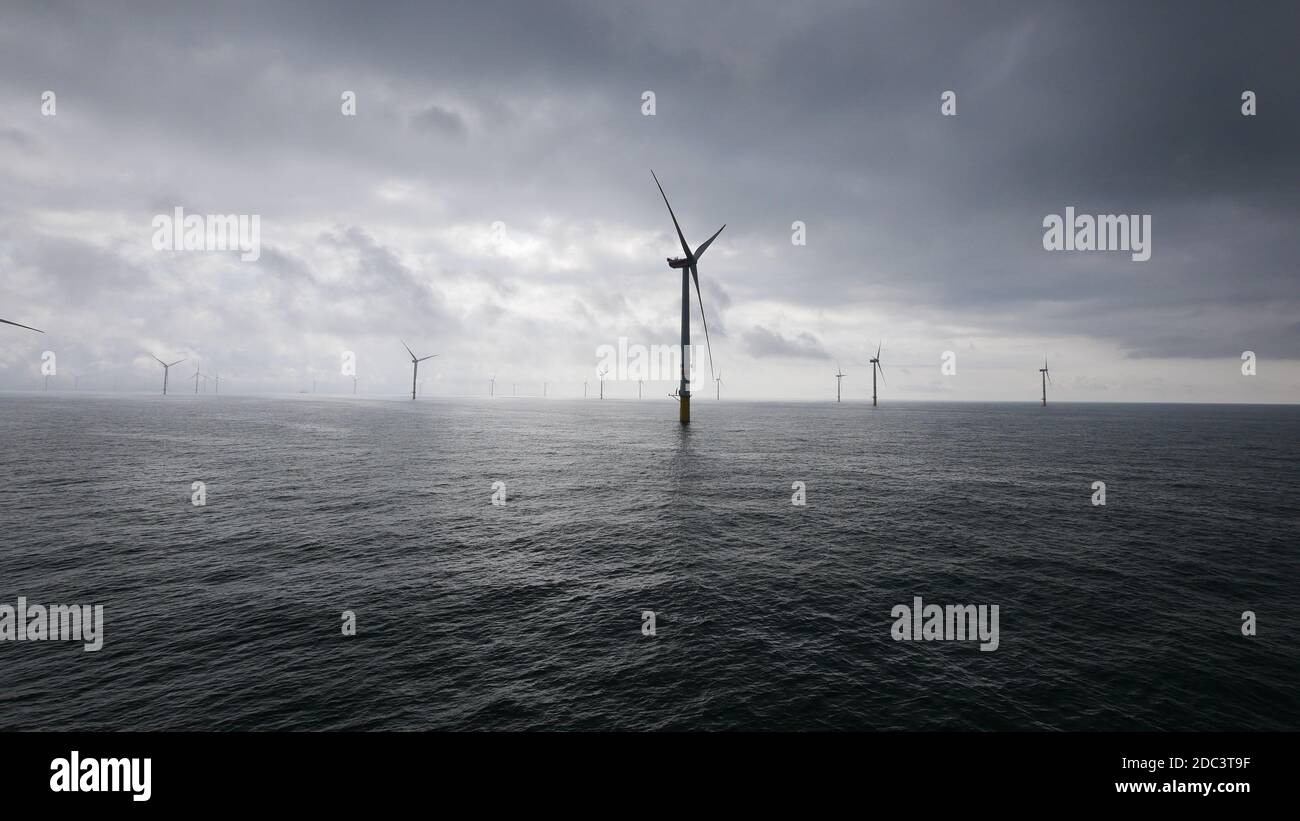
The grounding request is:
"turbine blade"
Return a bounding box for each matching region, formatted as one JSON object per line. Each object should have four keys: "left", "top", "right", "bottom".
{"left": 690, "top": 264, "right": 716, "bottom": 382}
{"left": 876, "top": 340, "right": 882, "bottom": 359}
{"left": 876, "top": 361, "right": 886, "bottom": 386}
{"left": 693, "top": 224, "right": 726, "bottom": 261}
{"left": 0, "top": 318, "right": 43, "bottom": 332}
{"left": 168, "top": 359, "right": 186, "bottom": 368}
{"left": 401, "top": 340, "right": 416, "bottom": 360}
{"left": 417, "top": 354, "right": 438, "bottom": 362}
{"left": 651, "top": 170, "right": 693, "bottom": 260}
{"left": 151, "top": 354, "right": 166, "bottom": 366}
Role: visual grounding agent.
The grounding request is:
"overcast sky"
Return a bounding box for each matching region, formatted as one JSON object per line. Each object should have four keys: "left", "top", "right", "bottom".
{"left": 1, "top": 0, "right": 1296, "bottom": 402}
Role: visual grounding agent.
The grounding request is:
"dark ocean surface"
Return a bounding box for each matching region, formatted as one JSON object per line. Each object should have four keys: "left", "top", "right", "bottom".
{"left": 1, "top": 394, "right": 1297, "bottom": 731}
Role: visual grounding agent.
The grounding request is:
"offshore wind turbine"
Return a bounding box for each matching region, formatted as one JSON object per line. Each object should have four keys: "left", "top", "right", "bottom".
{"left": 714, "top": 371, "right": 724, "bottom": 400}
{"left": 191, "top": 361, "right": 207, "bottom": 394}
{"left": 652, "top": 170, "right": 724, "bottom": 425}
{"left": 151, "top": 354, "right": 186, "bottom": 395}
{"left": 401, "top": 341, "right": 437, "bottom": 400}
{"left": 637, "top": 378, "right": 643, "bottom": 399}
{"left": 1, "top": 317, "right": 43, "bottom": 333}
{"left": 869, "top": 342, "right": 886, "bottom": 407}
{"left": 1039, "top": 358, "right": 1051, "bottom": 406}
{"left": 834, "top": 362, "right": 846, "bottom": 403}
{"left": 598, "top": 367, "right": 608, "bottom": 399}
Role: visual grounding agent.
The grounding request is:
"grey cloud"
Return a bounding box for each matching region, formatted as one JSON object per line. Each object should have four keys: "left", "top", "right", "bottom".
{"left": 409, "top": 104, "right": 468, "bottom": 139}
{"left": 743, "top": 326, "right": 830, "bottom": 360}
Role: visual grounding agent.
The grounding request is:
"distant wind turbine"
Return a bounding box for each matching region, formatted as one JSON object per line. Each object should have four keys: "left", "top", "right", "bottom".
{"left": 715, "top": 371, "right": 724, "bottom": 400}
{"left": 151, "top": 354, "right": 186, "bottom": 395}
{"left": 192, "top": 361, "right": 208, "bottom": 394}
{"left": 869, "top": 342, "right": 886, "bottom": 407}
{"left": 835, "top": 362, "right": 846, "bottom": 403}
{"left": 0, "top": 317, "right": 43, "bottom": 333}
{"left": 637, "top": 378, "right": 643, "bottom": 399}
{"left": 1039, "top": 358, "right": 1051, "bottom": 406}
{"left": 652, "top": 170, "right": 724, "bottom": 425}
{"left": 584, "top": 380, "right": 588, "bottom": 399}
{"left": 598, "top": 367, "right": 608, "bottom": 399}
{"left": 401, "top": 341, "right": 437, "bottom": 400}
{"left": 488, "top": 375, "right": 495, "bottom": 397}
{"left": 215, "top": 369, "right": 221, "bottom": 395}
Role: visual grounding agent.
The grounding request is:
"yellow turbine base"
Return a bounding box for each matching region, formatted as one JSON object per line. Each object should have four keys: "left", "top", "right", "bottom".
{"left": 679, "top": 394, "right": 690, "bottom": 425}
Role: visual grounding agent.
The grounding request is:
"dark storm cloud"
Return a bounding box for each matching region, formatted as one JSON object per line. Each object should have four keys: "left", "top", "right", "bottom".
{"left": 744, "top": 326, "right": 830, "bottom": 360}
{"left": 409, "top": 104, "right": 468, "bottom": 139}
{"left": 0, "top": 0, "right": 1296, "bottom": 398}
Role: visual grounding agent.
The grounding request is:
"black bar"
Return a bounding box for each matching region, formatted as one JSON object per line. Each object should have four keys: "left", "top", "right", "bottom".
{"left": 3, "top": 732, "right": 1287, "bottom": 808}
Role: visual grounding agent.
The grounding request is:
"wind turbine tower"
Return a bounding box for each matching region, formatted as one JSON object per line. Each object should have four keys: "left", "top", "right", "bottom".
{"left": 1039, "top": 359, "right": 1051, "bottom": 406}
{"left": 401, "top": 341, "right": 438, "bottom": 401}
{"left": 869, "top": 342, "right": 886, "bottom": 407}
{"left": 151, "top": 355, "right": 186, "bottom": 395}
{"left": 652, "top": 170, "right": 724, "bottom": 425}
{"left": 715, "top": 371, "right": 724, "bottom": 399}
{"left": 835, "top": 362, "right": 846, "bottom": 403}
{"left": 196, "top": 363, "right": 212, "bottom": 393}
